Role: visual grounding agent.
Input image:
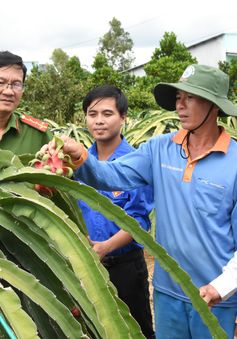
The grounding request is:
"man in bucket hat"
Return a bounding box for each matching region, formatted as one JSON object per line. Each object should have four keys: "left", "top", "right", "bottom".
{"left": 43, "top": 64, "right": 237, "bottom": 338}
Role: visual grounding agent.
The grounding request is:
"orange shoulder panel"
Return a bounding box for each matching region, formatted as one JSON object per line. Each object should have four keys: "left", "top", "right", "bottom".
{"left": 20, "top": 113, "right": 48, "bottom": 132}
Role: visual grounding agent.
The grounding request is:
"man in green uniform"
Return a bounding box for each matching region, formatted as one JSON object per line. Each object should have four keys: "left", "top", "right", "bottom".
{"left": 0, "top": 50, "right": 52, "bottom": 155}
{"left": 0, "top": 52, "right": 53, "bottom": 332}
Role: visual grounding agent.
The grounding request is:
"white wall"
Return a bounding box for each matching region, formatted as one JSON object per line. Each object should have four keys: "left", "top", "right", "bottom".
{"left": 188, "top": 33, "right": 237, "bottom": 67}
{"left": 222, "top": 33, "right": 237, "bottom": 59}
{"left": 128, "top": 66, "right": 146, "bottom": 77}
{"left": 188, "top": 36, "right": 224, "bottom": 67}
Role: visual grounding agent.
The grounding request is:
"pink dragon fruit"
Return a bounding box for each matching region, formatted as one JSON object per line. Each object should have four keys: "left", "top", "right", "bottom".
{"left": 30, "top": 135, "right": 75, "bottom": 197}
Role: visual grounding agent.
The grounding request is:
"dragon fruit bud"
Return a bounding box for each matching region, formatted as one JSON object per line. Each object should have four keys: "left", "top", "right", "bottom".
{"left": 42, "top": 154, "right": 50, "bottom": 161}
{"left": 35, "top": 151, "right": 44, "bottom": 160}
{"left": 71, "top": 307, "right": 81, "bottom": 318}
{"left": 29, "top": 159, "right": 43, "bottom": 168}
{"left": 43, "top": 165, "right": 52, "bottom": 171}
{"left": 57, "top": 151, "right": 64, "bottom": 160}
{"left": 65, "top": 167, "right": 74, "bottom": 178}
{"left": 56, "top": 168, "right": 64, "bottom": 175}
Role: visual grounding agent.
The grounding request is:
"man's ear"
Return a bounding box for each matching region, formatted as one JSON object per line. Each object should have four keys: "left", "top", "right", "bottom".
{"left": 120, "top": 115, "right": 126, "bottom": 128}
{"left": 210, "top": 104, "right": 219, "bottom": 115}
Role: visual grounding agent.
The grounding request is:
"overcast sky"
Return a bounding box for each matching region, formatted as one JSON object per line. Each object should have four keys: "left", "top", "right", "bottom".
{"left": 1, "top": 0, "right": 237, "bottom": 70}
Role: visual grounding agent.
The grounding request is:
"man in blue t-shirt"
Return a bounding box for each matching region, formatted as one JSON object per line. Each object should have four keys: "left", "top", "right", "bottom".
{"left": 78, "top": 85, "right": 155, "bottom": 339}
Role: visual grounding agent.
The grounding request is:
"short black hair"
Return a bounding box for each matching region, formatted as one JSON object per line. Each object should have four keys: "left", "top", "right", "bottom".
{"left": 83, "top": 85, "right": 128, "bottom": 116}
{"left": 0, "top": 50, "right": 27, "bottom": 82}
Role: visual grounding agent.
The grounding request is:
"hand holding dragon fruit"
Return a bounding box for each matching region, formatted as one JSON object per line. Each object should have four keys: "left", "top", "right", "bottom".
{"left": 30, "top": 135, "right": 76, "bottom": 197}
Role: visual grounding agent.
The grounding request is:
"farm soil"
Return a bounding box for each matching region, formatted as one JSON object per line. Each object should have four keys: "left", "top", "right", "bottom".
{"left": 144, "top": 251, "right": 155, "bottom": 327}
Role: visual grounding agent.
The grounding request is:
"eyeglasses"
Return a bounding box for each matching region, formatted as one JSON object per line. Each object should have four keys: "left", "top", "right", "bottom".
{"left": 0, "top": 80, "right": 24, "bottom": 93}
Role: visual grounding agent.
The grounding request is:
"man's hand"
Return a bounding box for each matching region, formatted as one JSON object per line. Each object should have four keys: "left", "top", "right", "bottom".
{"left": 88, "top": 238, "right": 111, "bottom": 260}
{"left": 88, "top": 230, "right": 133, "bottom": 260}
{"left": 199, "top": 284, "right": 222, "bottom": 307}
{"left": 40, "top": 135, "right": 84, "bottom": 162}
{"left": 60, "top": 135, "right": 83, "bottom": 161}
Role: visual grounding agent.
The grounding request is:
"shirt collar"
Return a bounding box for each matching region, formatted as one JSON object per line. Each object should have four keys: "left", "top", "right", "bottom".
{"left": 172, "top": 127, "right": 230, "bottom": 154}
{"left": 3, "top": 112, "right": 20, "bottom": 135}
{"left": 90, "top": 135, "right": 130, "bottom": 160}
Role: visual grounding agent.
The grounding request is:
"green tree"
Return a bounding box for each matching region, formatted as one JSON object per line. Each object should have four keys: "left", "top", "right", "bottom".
{"left": 125, "top": 76, "right": 157, "bottom": 115}
{"left": 219, "top": 59, "right": 237, "bottom": 100}
{"left": 66, "top": 55, "right": 90, "bottom": 82}
{"left": 22, "top": 50, "right": 90, "bottom": 124}
{"left": 20, "top": 33, "right": 198, "bottom": 123}
{"left": 122, "top": 32, "right": 197, "bottom": 114}
{"left": 144, "top": 32, "right": 197, "bottom": 90}
{"left": 98, "top": 17, "right": 135, "bottom": 71}
{"left": 51, "top": 48, "right": 69, "bottom": 73}
{"left": 90, "top": 52, "right": 119, "bottom": 86}
{"left": 86, "top": 52, "right": 135, "bottom": 98}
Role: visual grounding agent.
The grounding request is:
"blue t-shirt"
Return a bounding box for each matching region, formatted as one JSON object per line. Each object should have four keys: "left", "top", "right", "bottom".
{"left": 78, "top": 136, "right": 154, "bottom": 256}
{"left": 75, "top": 129, "right": 237, "bottom": 307}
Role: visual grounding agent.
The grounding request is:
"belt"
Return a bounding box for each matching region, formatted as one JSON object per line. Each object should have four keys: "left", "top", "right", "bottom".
{"left": 102, "top": 248, "right": 143, "bottom": 268}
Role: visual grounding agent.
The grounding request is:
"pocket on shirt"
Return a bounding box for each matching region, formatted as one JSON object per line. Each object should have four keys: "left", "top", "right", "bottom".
{"left": 193, "top": 177, "right": 226, "bottom": 214}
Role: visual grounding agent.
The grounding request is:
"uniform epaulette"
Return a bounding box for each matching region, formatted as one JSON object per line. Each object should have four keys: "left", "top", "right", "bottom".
{"left": 20, "top": 113, "right": 48, "bottom": 132}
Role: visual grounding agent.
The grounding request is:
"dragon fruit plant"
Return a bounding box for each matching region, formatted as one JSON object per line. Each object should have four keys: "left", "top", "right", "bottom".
{"left": 0, "top": 148, "right": 227, "bottom": 339}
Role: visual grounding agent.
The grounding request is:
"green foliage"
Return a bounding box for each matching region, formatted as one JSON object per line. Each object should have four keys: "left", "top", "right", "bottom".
{"left": 125, "top": 76, "right": 157, "bottom": 115}
{"left": 19, "top": 29, "right": 237, "bottom": 128}
{"left": 45, "top": 112, "right": 237, "bottom": 150}
{"left": 218, "top": 116, "right": 237, "bottom": 140}
{"left": 22, "top": 51, "right": 89, "bottom": 124}
{"left": 45, "top": 119, "right": 94, "bottom": 149}
{"left": 0, "top": 152, "right": 227, "bottom": 338}
{"left": 123, "top": 110, "right": 180, "bottom": 147}
{"left": 124, "top": 113, "right": 237, "bottom": 147}
{"left": 219, "top": 59, "right": 237, "bottom": 100}
{"left": 50, "top": 49, "right": 69, "bottom": 73}
{"left": 90, "top": 52, "right": 123, "bottom": 87}
{"left": 98, "top": 17, "right": 135, "bottom": 71}
{"left": 144, "top": 32, "right": 197, "bottom": 90}
{"left": 0, "top": 152, "right": 144, "bottom": 338}
{"left": 86, "top": 52, "right": 136, "bottom": 100}
{"left": 66, "top": 56, "right": 90, "bottom": 82}
{"left": 121, "top": 32, "right": 198, "bottom": 113}
{"left": 19, "top": 30, "right": 199, "bottom": 123}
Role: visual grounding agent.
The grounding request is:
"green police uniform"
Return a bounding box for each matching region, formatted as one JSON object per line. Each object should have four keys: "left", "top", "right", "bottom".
{"left": 0, "top": 112, "right": 52, "bottom": 155}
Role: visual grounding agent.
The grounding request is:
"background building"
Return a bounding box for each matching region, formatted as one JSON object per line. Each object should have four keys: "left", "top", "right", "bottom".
{"left": 126, "top": 32, "right": 237, "bottom": 77}
{"left": 188, "top": 32, "right": 237, "bottom": 66}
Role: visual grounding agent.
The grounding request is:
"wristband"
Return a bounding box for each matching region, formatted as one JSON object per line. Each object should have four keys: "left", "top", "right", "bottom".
{"left": 72, "top": 145, "right": 88, "bottom": 168}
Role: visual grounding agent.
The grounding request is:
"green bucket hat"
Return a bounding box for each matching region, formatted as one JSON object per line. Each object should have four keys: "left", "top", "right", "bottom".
{"left": 154, "top": 64, "right": 237, "bottom": 117}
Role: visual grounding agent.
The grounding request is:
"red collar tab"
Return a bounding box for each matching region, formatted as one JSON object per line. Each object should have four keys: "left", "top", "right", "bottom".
{"left": 20, "top": 114, "right": 48, "bottom": 132}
